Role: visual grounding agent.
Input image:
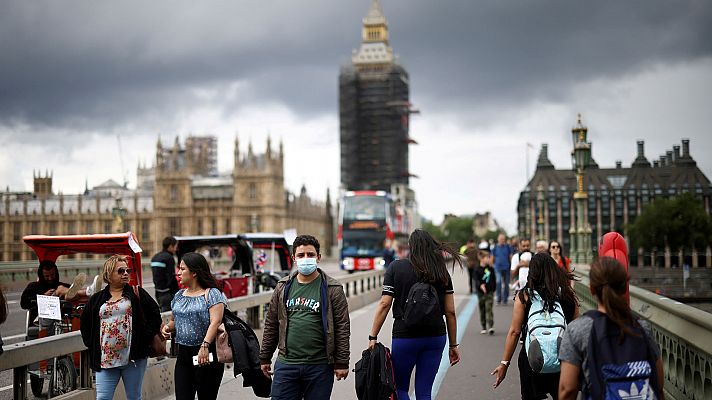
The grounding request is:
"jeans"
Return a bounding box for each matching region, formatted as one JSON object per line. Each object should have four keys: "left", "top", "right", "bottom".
{"left": 95, "top": 358, "right": 147, "bottom": 400}
{"left": 175, "top": 344, "right": 224, "bottom": 400}
{"left": 495, "top": 269, "right": 510, "bottom": 303}
{"left": 271, "top": 361, "right": 334, "bottom": 400}
{"left": 478, "top": 292, "right": 494, "bottom": 329}
{"left": 391, "top": 335, "right": 446, "bottom": 400}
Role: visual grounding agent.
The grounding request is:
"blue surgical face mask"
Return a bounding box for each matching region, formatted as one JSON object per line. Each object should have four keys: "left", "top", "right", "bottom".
{"left": 296, "top": 258, "right": 318, "bottom": 275}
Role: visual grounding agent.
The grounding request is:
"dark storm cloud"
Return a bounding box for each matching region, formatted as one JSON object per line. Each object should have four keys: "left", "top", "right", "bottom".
{"left": 0, "top": 0, "right": 710, "bottom": 134}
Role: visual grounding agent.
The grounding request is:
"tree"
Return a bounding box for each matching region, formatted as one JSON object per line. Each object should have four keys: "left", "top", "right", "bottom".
{"left": 422, "top": 217, "right": 473, "bottom": 248}
{"left": 628, "top": 193, "right": 712, "bottom": 252}
{"left": 421, "top": 219, "right": 446, "bottom": 242}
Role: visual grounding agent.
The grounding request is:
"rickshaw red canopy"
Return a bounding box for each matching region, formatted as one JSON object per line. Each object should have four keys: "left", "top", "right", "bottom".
{"left": 23, "top": 232, "right": 144, "bottom": 286}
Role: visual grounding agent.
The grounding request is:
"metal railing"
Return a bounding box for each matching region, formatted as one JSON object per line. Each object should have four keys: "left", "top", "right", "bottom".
{"left": 573, "top": 264, "right": 712, "bottom": 400}
{"left": 0, "top": 269, "right": 386, "bottom": 400}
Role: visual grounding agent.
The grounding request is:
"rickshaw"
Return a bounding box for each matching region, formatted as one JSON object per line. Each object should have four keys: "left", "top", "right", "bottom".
{"left": 22, "top": 232, "right": 143, "bottom": 397}
{"left": 174, "top": 233, "right": 292, "bottom": 299}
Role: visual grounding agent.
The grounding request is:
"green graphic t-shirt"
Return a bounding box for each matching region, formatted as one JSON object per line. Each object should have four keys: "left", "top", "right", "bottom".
{"left": 279, "top": 275, "right": 328, "bottom": 364}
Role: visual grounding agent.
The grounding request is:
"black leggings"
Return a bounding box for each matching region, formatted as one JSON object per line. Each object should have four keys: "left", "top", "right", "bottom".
{"left": 518, "top": 346, "right": 560, "bottom": 400}
{"left": 175, "top": 344, "right": 225, "bottom": 400}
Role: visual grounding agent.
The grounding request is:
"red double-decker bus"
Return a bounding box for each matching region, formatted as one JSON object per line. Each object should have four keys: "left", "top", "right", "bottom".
{"left": 337, "top": 191, "right": 398, "bottom": 272}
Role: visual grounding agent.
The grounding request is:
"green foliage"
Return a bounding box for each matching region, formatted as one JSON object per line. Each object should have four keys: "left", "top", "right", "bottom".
{"left": 441, "top": 217, "right": 474, "bottom": 248}
{"left": 421, "top": 220, "right": 446, "bottom": 242}
{"left": 628, "top": 193, "right": 712, "bottom": 251}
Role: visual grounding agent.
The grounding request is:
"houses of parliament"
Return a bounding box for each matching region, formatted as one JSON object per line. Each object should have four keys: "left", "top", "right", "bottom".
{"left": 0, "top": 135, "right": 334, "bottom": 261}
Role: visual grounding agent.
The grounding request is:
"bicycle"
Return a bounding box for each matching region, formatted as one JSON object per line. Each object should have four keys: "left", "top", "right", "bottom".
{"left": 26, "top": 300, "right": 83, "bottom": 398}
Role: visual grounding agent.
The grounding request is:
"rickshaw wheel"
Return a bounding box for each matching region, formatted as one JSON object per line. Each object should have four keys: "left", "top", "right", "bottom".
{"left": 50, "top": 357, "right": 77, "bottom": 396}
{"left": 30, "top": 374, "right": 44, "bottom": 397}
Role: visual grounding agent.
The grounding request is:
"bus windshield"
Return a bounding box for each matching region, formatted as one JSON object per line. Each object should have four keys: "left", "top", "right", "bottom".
{"left": 341, "top": 230, "right": 385, "bottom": 257}
{"left": 343, "top": 195, "right": 387, "bottom": 221}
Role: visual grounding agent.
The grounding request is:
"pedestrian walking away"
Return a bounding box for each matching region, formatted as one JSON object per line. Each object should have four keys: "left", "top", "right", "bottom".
{"left": 492, "top": 234, "right": 514, "bottom": 304}
{"left": 259, "top": 234, "right": 351, "bottom": 400}
{"left": 558, "top": 257, "right": 664, "bottom": 400}
{"left": 492, "top": 253, "right": 579, "bottom": 400}
{"left": 462, "top": 239, "right": 478, "bottom": 294}
{"left": 151, "top": 236, "right": 180, "bottom": 312}
{"left": 160, "top": 252, "right": 227, "bottom": 400}
{"left": 80, "top": 255, "right": 162, "bottom": 400}
{"left": 474, "top": 245, "right": 496, "bottom": 334}
{"left": 368, "top": 229, "right": 462, "bottom": 400}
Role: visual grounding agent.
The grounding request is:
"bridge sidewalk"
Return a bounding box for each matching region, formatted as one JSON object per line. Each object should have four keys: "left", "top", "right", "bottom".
{"left": 161, "top": 269, "right": 521, "bottom": 399}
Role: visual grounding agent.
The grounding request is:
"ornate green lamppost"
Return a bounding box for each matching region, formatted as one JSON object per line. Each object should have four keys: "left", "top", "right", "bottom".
{"left": 569, "top": 115, "right": 593, "bottom": 264}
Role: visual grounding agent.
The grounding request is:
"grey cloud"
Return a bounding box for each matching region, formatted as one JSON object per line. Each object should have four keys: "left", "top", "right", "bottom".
{"left": 0, "top": 1, "right": 710, "bottom": 134}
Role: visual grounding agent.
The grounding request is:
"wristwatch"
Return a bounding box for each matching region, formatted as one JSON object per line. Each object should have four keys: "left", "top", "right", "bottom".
{"left": 500, "top": 360, "right": 510, "bottom": 367}
{"left": 368, "top": 335, "right": 377, "bottom": 341}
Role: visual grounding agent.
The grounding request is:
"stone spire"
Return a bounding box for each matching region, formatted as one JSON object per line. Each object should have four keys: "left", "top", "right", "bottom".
{"left": 352, "top": 0, "right": 395, "bottom": 67}
{"left": 266, "top": 134, "right": 272, "bottom": 158}
{"left": 677, "top": 138, "right": 696, "bottom": 166}
{"left": 536, "top": 144, "right": 555, "bottom": 170}
{"left": 631, "top": 140, "right": 651, "bottom": 168}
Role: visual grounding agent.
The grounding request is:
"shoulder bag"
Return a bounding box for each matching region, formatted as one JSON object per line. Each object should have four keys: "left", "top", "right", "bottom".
{"left": 133, "top": 286, "right": 168, "bottom": 357}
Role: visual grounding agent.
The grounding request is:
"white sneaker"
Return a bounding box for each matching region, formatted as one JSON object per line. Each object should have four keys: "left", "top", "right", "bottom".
{"left": 85, "top": 275, "right": 101, "bottom": 296}
{"left": 65, "top": 273, "right": 87, "bottom": 300}
{"left": 488, "top": 328, "right": 495, "bottom": 335}
{"left": 480, "top": 329, "right": 487, "bottom": 334}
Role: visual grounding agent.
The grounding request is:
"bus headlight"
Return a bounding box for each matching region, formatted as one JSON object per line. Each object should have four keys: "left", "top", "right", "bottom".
{"left": 342, "top": 257, "right": 354, "bottom": 270}
{"left": 375, "top": 257, "right": 386, "bottom": 269}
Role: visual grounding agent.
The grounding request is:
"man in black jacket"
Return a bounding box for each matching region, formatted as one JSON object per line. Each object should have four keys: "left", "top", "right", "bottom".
{"left": 150, "top": 236, "right": 179, "bottom": 312}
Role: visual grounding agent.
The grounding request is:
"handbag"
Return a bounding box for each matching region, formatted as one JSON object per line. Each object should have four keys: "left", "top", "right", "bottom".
{"left": 205, "top": 290, "right": 234, "bottom": 363}
{"left": 216, "top": 320, "right": 233, "bottom": 363}
{"left": 133, "top": 286, "right": 168, "bottom": 358}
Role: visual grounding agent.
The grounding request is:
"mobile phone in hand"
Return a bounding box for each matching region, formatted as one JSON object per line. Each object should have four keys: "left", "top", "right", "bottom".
{"left": 192, "top": 353, "right": 214, "bottom": 365}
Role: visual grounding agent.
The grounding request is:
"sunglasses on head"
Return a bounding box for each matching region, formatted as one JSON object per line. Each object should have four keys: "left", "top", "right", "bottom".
{"left": 117, "top": 268, "right": 132, "bottom": 275}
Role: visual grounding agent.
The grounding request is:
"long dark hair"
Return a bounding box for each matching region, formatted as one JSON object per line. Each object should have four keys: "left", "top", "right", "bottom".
{"left": 408, "top": 229, "right": 462, "bottom": 286}
{"left": 181, "top": 252, "right": 219, "bottom": 290}
{"left": 548, "top": 240, "right": 566, "bottom": 258}
{"left": 518, "top": 252, "right": 577, "bottom": 312}
{"left": 590, "top": 257, "right": 639, "bottom": 340}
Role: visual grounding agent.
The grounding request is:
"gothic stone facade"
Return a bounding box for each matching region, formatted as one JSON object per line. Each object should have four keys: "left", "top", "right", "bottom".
{"left": 0, "top": 136, "right": 333, "bottom": 261}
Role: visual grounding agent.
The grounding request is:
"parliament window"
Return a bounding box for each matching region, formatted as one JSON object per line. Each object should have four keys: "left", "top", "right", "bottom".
{"left": 249, "top": 183, "right": 257, "bottom": 200}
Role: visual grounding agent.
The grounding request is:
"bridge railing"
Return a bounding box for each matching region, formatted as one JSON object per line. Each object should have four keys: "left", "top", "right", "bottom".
{"left": 573, "top": 264, "right": 712, "bottom": 400}
{"left": 0, "top": 269, "right": 386, "bottom": 400}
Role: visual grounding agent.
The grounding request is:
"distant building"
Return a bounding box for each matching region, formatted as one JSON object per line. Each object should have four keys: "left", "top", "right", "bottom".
{"left": 339, "top": 0, "right": 417, "bottom": 191}
{"left": 473, "top": 212, "right": 502, "bottom": 238}
{"left": 517, "top": 118, "right": 711, "bottom": 267}
{"left": 0, "top": 136, "right": 333, "bottom": 261}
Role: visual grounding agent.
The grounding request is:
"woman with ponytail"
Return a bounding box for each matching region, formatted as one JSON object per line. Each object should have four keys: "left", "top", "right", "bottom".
{"left": 368, "top": 229, "right": 463, "bottom": 400}
{"left": 558, "top": 257, "right": 664, "bottom": 399}
{"left": 492, "top": 252, "right": 579, "bottom": 399}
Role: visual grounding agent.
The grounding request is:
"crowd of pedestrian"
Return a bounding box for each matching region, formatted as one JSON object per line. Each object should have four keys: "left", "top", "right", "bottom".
{"left": 10, "top": 230, "right": 665, "bottom": 400}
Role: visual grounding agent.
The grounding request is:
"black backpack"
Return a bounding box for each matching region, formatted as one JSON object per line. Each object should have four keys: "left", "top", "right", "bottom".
{"left": 354, "top": 342, "right": 397, "bottom": 400}
{"left": 402, "top": 281, "right": 442, "bottom": 329}
{"left": 585, "top": 310, "right": 660, "bottom": 400}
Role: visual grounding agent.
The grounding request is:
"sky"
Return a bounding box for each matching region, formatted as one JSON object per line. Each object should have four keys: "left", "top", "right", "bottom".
{"left": 1, "top": 0, "right": 711, "bottom": 233}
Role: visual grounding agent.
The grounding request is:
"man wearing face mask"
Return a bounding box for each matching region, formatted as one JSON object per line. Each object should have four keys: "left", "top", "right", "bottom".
{"left": 260, "top": 235, "right": 351, "bottom": 400}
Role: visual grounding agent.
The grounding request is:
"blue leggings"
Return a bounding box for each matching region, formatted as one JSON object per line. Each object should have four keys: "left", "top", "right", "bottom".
{"left": 391, "top": 335, "right": 446, "bottom": 400}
